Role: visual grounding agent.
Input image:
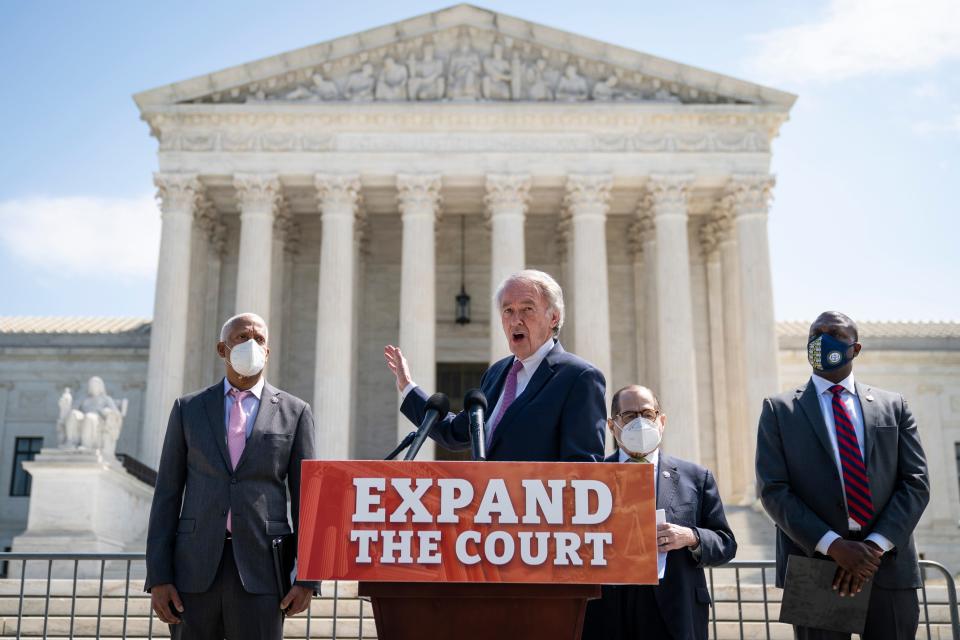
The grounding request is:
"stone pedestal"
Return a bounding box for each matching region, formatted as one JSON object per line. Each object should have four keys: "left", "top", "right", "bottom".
{"left": 11, "top": 449, "right": 154, "bottom": 577}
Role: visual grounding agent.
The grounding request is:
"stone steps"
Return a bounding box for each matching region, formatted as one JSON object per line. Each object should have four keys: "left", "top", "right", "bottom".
{"left": 1, "top": 578, "right": 956, "bottom": 639}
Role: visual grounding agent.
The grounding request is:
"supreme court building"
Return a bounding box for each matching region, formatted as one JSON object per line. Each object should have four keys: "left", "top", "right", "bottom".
{"left": 2, "top": 5, "right": 960, "bottom": 572}
{"left": 133, "top": 4, "right": 793, "bottom": 507}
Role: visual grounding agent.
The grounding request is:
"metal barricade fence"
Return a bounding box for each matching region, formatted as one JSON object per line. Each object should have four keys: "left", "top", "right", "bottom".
{"left": 0, "top": 553, "right": 956, "bottom": 639}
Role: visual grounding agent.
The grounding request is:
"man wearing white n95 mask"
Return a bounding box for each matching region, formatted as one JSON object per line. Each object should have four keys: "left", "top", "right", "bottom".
{"left": 145, "top": 313, "right": 319, "bottom": 640}
{"left": 582, "top": 385, "right": 736, "bottom": 640}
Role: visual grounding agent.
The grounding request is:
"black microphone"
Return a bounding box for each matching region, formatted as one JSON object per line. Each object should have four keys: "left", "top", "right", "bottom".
{"left": 464, "top": 389, "right": 488, "bottom": 461}
{"left": 404, "top": 393, "right": 450, "bottom": 461}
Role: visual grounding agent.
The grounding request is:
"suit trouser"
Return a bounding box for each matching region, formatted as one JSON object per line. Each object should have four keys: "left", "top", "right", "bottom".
{"left": 793, "top": 585, "right": 919, "bottom": 640}
{"left": 581, "top": 584, "right": 674, "bottom": 640}
{"left": 170, "top": 539, "right": 283, "bottom": 640}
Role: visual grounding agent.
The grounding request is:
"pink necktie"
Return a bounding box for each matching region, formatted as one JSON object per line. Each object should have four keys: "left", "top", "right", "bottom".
{"left": 486, "top": 359, "right": 525, "bottom": 447}
{"left": 226, "top": 388, "right": 250, "bottom": 532}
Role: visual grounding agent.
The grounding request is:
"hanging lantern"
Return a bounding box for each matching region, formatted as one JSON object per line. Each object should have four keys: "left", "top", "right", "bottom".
{"left": 455, "top": 215, "right": 471, "bottom": 325}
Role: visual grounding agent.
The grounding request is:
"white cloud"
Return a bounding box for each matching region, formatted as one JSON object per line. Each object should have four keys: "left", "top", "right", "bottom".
{"left": 748, "top": 0, "right": 960, "bottom": 83}
{"left": 911, "top": 112, "right": 960, "bottom": 135}
{"left": 0, "top": 194, "right": 160, "bottom": 281}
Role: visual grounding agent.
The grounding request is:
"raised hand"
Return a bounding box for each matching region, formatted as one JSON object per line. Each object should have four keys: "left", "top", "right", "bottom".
{"left": 384, "top": 345, "right": 414, "bottom": 392}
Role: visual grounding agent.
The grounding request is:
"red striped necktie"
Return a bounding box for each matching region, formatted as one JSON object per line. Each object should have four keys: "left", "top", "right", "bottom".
{"left": 829, "top": 384, "right": 874, "bottom": 526}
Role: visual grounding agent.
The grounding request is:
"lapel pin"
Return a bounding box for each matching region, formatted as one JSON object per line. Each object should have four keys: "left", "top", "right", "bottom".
{"left": 663, "top": 471, "right": 670, "bottom": 478}
{"left": 865, "top": 394, "right": 874, "bottom": 402}
{"left": 271, "top": 397, "right": 279, "bottom": 404}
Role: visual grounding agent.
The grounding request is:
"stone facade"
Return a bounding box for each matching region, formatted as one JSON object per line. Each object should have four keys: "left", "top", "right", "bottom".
{"left": 0, "top": 6, "right": 957, "bottom": 574}
{"left": 132, "top": 5, "right": 794, "bottom": 483}
{"left": 1, "top": 320, "right": 958, "bottom": 569}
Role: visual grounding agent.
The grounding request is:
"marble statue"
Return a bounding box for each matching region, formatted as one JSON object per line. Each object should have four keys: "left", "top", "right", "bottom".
{"left": 285, "top": 72, "right": 339, "bottom": 101}
{"left": 525, "top": 58, "right": 553, "bottom": 101}
{"left": 344, "top": 63, "right": 376, "bottom": 101}
{"left": 407, "top": 44, "right": 445, "bottom": 100}
{"left": 447, "top": 36, "right": 481, "bottom": 99}
{"left": 650, "top": 79, "right": 681, "bottom": 103}
{"left": 376, "top": 56, "right": 409, "bottom": 101}
{"left": 555, "top": 64, "right": 589, "bottom": 101}
{"left": 481, "top": 43, "right": 512, "bottom": 100}
{"left": 591, "top": 75, "right": 618, "bottom": 101}
{"left": 57, "top": 376, "right": 127, "bottom": 456}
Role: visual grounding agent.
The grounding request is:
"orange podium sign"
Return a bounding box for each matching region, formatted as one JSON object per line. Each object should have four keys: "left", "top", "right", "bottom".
{"left": 298, "top": 460, "right": 657, "bottom": 585}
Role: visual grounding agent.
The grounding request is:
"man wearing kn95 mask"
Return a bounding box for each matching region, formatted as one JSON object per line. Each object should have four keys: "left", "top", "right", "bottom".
{"left": 145, "top": 313, "right": 319, "bottom": 640}
{"left": 582, "top": 384, "right": 737, "bottom": 640}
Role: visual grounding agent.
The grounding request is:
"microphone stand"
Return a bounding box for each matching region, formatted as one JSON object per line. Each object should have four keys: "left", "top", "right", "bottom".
{"left": 384, "top": 431, "right": 418, "bottom": 461}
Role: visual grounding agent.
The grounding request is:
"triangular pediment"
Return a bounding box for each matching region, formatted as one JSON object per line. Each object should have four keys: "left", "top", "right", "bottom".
{"left": 134, "top": 4, "right": 795, "bottom": 109}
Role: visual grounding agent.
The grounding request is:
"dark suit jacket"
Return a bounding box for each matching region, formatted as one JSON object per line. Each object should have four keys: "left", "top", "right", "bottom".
{"left": 582, "top": 453, "right": 737, "bottom": 640}
{"left": 756, "top": 379, "right": 929, "bottom": 589}
{"left": 144, "top": 379, "right": 319, "bottom": 595}
{"left": 400, "top": 341, "right": 606, "bottom": 461}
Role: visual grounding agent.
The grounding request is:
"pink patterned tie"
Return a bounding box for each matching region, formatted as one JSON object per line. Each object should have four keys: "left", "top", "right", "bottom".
{"left": 486, "top": 359, "right": 525, "bottom": 448}
{"left": 226, "top": 388, "right": 250, "bottom": 532}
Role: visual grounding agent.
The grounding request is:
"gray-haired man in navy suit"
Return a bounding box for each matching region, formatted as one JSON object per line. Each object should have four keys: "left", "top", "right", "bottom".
{"left": 145, "top": 313, "right": 319, "bottom": 640}
{"left": 384, "top": 269, "right": 606, "bottom": 462}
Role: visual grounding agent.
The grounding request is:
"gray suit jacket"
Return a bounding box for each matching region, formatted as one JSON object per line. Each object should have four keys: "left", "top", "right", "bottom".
{"left": 144, "top": 379, "right": 319, "bottom": 595}
{"left": 756, "top": 379, "right": 929, "bottom": 589}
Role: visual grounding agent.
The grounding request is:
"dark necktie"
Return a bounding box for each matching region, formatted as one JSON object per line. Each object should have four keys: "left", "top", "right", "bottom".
{"left": 829, "top": 384, "right": 874, "bottom": 526}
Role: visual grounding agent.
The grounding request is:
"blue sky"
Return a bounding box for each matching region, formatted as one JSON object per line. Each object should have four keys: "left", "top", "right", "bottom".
{"left": 0, "top": 0, "right": 957, "bottom": 320}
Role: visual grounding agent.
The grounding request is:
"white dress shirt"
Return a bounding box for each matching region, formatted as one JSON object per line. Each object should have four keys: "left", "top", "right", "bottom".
{"left": 223, "top": 377, "right": 264, "bottom": 439}
{"left": 401, "top": 338, "right": 557, "bottom": 423}
{"left": 810, "top": 373, "right": 893, "bottom": 554}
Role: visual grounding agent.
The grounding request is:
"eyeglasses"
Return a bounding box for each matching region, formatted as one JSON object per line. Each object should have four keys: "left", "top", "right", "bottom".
{"left": 611, "top": 409, "right": 659, "bottom": 424}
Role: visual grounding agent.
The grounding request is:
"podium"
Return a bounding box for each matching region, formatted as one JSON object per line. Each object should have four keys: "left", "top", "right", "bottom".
{"left": 358, "top": 582, "right": 600, "bottom": 640}
{"left": 298, "top": 460, "right": 657, "bottom": 640}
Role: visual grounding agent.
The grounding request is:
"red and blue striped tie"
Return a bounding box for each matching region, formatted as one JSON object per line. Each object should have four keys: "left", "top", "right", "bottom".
{"left": 829, "top": 384, "right": 874, "bottom": 526}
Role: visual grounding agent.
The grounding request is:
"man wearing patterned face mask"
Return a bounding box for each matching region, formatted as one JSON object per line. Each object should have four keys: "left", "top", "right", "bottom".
{"left": 582, "top": 385, "right": 737, "bottom": 640}
{"left": 145, "top": 312, "right": 319, "bottom": 640}
{"left": 756, "top": 311, "right": 929, "bottom": 640}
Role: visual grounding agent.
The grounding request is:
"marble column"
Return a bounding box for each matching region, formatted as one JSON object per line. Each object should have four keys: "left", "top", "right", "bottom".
{"left": 564, "top": 175, "right": 613, "bottom": 406}
{"left": 628, "top": 220, "right": 647, "bottom": 384}
{"left": 141, "top": 173, "right": 203, "bottom": 467}
{"left": 268, "top": 203, "right": 294, "bottom": 386}
{"left": 195, "top": 203, "right": 225, "bottom": 389}
{"left": 648, "top": 174, "right": 700, "bottom": 463}
{"left": 729, "top": 174, "right": 779, "bottom": 500}
{"left": 233, "top": 173, "right": 282, "bottom": 322}
{"left": 397, "top": 174, "right": 442, "bottom": 457}
{"left": 631, "top": 208, "right": 658, "bottom": 390}
{"left": 485, "top": 174, "right": 531, "bottom": 362}
{"left": 700, "top": 216, "right": 732, "bottom": 496}
{"left": 715, "top": 199, "right": 751, "bottom": 504}
{"left": 314, "top": 174, "right": 363, "bottom": 460}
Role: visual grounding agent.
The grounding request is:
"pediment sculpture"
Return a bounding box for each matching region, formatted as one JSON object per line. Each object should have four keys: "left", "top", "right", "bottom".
{"left": 196, "top": 29, "right": 733, "bottom": 106}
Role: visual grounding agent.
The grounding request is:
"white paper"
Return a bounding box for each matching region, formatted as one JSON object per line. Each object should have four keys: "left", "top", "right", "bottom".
{"left": 656, "top": 508, "right": 667, "bottom": 580}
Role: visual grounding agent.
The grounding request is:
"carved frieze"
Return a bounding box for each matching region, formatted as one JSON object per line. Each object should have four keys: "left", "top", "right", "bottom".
{"left": 148, "top": 110, "right": 780, "bottom": 155}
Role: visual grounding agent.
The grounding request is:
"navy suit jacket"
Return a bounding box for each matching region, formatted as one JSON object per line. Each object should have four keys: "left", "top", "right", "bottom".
{"left": 756, "top": 380, "right": 929, "bottom": 589}
{"left": 400, "top": 341, "right": 606, "bottom": 461}
{"left": 582, "top": 452, "right": 737, "bottom": 640}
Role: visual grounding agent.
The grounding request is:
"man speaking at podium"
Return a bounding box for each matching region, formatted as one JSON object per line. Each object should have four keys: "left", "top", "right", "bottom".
{"left": 384, "top": 269, "right": 606, "bottom": 461}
